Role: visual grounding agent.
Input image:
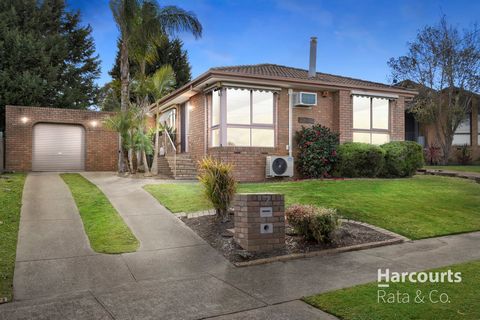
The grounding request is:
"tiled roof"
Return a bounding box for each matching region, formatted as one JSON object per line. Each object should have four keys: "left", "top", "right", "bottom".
{"left": 211, "top": 63, "right": 401, "bottom": 90}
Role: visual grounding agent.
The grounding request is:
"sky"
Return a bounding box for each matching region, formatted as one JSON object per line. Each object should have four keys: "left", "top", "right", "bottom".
{"left": 68, "top": 0, "right": 480, "bottom": 87}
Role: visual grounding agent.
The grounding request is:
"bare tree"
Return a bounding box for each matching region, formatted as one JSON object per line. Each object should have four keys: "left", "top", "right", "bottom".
{"left": 389, "top": 16, "right": 480, "bottom": 164}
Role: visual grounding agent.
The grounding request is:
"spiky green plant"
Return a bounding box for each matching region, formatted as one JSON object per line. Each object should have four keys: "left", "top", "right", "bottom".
{"left": 198, "top": 157, "right": 237, "bottom": 221}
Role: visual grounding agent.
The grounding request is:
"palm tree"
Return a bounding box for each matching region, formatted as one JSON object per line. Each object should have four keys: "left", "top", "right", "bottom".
{"left": 131, "top": 64, "right": 175, "bottom": 175}
{"left": 104, "top": 108, "right": 136, "bottom": 173}
{"left": 110, "top": 0, "right": 139, "bottom": 172}
{"left": 110, "top": 0, "right": 202, "bottom": 174}
{"left": 148, "top": 65, "right": 176, "bottom": 175}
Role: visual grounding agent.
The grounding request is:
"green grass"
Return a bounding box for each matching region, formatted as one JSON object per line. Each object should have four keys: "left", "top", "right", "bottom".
{"left": 61, "top": 174, "right": 139, "bottom": 254}
{"left": 144, "top": 175, "right": 480, "bottom": 239}
{"left": 425, "top": 165, "right": 480, "bottom": 174}
{"left": 144, "top": 183, "right": 212, "bottom": 213}
{"left": 304, "top": 260, "right": 480, "bottom": 320}
{"left": 0, "top": 173, "right": 26, "bottom": 302}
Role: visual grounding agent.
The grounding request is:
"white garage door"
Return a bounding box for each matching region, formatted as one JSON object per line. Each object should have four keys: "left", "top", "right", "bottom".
{"left": 32, "top": 123, "right": 85, "bottom": 171}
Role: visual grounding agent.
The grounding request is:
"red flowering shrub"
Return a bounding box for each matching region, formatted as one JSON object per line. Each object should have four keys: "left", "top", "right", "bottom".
{"left": 295, "top": 124, "right": 339, "bottom": 178}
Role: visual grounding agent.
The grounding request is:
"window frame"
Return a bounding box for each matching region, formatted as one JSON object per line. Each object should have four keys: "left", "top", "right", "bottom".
{"left": 209, "top": 88, "right": 276, "bottom": 148}
{"left": 158, "top": 108, "right": 176, "bottom": 130}
{"left": 210, "top": 90, "right": 221, "bottom": 147}
{"left": 452, "top": 113, "right": 472, "bottom": 146}
{"left": 352, "top": 95, "right": 391, "bottom": 144}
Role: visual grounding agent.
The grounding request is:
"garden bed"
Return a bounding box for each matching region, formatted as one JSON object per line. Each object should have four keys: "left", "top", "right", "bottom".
{"left": 147, "top": 176, "right": 480, "bottom": 239}
{"left": 181, "top": 214, "right": 399, "bottom": 266}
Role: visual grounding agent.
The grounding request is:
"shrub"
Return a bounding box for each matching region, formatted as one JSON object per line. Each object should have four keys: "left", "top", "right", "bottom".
{"left": 335, "top": 143, "right": 385, "bottom": 177}
{"left": 381, "top": 141, "right": 424, "bottom": 177}
{"left": 198, "top": 157, "right": 237, "bottom": 221}
{"left": 456, "top": 144, "right": 472, "bottom": 165}
{"left": 424, "top": 144, "right": 442, "bottom": 165}
{"left": 285, "top": 204, "right": 340, "bottom": 243}
{"left": 295, "top": 124, "right": 339, "bottom": 178}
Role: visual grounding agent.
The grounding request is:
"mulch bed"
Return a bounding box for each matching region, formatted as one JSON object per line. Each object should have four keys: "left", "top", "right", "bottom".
{"left": 181, "top": 214, "right": 395, "bottom": 264}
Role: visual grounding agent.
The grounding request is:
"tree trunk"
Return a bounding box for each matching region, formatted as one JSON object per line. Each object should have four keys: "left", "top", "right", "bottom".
{"left": 434, "top": 122, "right": 452, "bottom": 165}
{"left": 441, "top": 136, "right": 453, "bottom": 165}
{"left": 143, "top": 151, "right": 152, "bottom": 176}
{"left": 120, "top": 41, "right": 130, "bottom": 111}
{"left": 117, "top": 135, "right": 123, "bottom": 172}
{"left": 118, "top": 40, "right": 130, "bottom": 173}
{"left": 151, "top": 108, "right": 160, "bottom": 175}
{"left": 132, "top": 151, "right": 138, "bottom": 173}
{"left": 128, "top": 148, "right": 135, "bottom": 174}
{"left": 122, "top": 147, "right": 130, "bottom": 175}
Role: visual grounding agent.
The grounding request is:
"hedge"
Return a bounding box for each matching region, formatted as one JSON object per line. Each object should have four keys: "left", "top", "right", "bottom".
{"left": 333, "top": 141, "right": 423, "bottom": 178}
{"left": 335, "top": 143, "right": 385, "bottom": 178}
{"left": 381, "top": 141, "right": 424, "bottom": 177}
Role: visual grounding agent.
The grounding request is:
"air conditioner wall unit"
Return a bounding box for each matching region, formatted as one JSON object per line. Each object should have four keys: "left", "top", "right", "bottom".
{"left": 266, "top": 156, "right": 294, "bottom": 177}
{"left": 292, "top": 92, "right": 317, "bottom": 107}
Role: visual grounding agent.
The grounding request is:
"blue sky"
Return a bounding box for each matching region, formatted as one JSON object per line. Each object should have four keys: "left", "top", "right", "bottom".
{"left": 68, "top": 0, "right": 480, "bottom": 87}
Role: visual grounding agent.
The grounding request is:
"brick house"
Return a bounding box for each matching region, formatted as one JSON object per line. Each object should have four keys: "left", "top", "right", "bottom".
{"left": 401, "top": 82, "right": 480, "bottom": 162}
{"left": 153, "top": 38, "right": 417, "bottom": 181}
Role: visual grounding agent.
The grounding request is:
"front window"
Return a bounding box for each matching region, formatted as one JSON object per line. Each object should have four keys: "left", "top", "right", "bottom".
{"left": 210, "top": 88, "right": 275, "bottom": 147}
{"left": 211, "top": 90, "right": 220, "bottom": 127}
{"left": 159, "top": 108, "right": 176, "bottom": 130}
{"left": 453, "top": 115, "right": 471, "bottom": 145}
{"left": 352, "top": 96, "right": 390, "bottom": 144}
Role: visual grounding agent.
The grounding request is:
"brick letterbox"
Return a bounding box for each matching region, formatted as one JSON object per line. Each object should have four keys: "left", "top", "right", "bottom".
{"left": 233, "top": 193, "right": 285, "bottom": 252}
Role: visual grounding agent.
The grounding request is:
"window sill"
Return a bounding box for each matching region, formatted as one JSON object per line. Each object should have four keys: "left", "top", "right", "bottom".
{"left": 209, "top": 146, "right": 277, "bottom": 153}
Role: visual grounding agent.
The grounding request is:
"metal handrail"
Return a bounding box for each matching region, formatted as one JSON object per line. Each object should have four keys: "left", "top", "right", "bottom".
{"left": 164, "top": 129, "right": 176, "bottom": 178}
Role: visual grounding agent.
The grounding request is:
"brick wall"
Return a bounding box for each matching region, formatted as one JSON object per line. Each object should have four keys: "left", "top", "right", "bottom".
{"left": 209, "top": 147, "right": 279, "bottom": 182}
{"left": 187, "top": 93, "right": 207, "bottom": 165}
{"left": 391, "top": 96, "right": 405, "bottom": 141}
{"left": 5, "top": 105, "right": 118, "bottom": 171}
{"left": 337, "top": 90, "right": 353, "bottom": 143}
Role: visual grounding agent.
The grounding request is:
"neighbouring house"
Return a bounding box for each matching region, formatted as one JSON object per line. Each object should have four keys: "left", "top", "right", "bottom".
{"left": 5, "top": 106, "right": 118, "bottom": 172}
{"left": 401, "top": 82, "right": 480, "bottom": 162}
{"left": 152, "top": 37, "right": 417, "bottom": 181}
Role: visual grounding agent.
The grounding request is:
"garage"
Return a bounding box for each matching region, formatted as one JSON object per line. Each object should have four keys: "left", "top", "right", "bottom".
{"left": 32, "top": 123, "right": 86, "bottom": 171}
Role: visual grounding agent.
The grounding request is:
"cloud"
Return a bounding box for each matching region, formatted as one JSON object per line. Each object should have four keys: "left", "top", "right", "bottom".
{"left": 202, "top": 49, "right": 234, "bottom": 65}
{"left": 276, "top": 0, "right": 334, "bottom": 27}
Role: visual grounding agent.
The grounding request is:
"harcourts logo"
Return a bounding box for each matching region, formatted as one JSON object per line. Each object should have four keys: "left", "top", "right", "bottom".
{"left": 377, "top": 269, "right": 462, "bottom": 304}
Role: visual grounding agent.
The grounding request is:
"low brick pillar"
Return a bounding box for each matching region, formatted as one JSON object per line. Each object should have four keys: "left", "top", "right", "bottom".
{"left": 233, "top": 193, "right": 285, "bottom": 252}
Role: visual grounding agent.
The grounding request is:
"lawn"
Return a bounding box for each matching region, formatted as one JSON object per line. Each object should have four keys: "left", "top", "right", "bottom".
{"left": 0, "top": 173, "right": 26, "bottom": 302}
{"left": 61, "top": 174, "right": 139, "bottom": 254}
{"left": 425, "top": 165, "right": 480, "bottom": 174}
{"left": 144, "top": 183, "right": 211, "bottom": 213}
{"left": 144, "top": 175, "right": 480, "bottom": 239}
{"left": 304, "top": 260, "right": 480, "bottom": 320}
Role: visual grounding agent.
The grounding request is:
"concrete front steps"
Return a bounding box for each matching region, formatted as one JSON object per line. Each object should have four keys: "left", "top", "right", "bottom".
{"left": 157, "top": 153, "right": 198, "bottom": 180}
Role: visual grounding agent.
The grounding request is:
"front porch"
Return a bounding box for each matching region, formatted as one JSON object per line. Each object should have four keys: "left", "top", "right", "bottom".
{"left": 156, "top": 103, "right": 197, "bottom": 180}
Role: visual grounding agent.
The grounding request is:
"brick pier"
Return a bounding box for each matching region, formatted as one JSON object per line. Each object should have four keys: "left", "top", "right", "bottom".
{"left": 233, "top": 193, "right": 285, "bottom": 252}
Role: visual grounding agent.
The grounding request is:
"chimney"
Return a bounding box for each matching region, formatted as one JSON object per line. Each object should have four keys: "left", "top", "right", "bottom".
{"left": 308, "top": 36, "right": 317, "bottom": 78}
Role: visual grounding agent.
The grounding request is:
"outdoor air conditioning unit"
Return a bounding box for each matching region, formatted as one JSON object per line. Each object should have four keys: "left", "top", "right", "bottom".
{"left": 266, "top": 156, "right": 294, "bottom": 177}
{"left": 292, "top": 92, "right": 317, "bottom": 107}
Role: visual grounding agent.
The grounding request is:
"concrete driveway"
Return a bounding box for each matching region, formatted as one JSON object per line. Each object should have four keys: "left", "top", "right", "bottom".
{"left": 2, "top": 172, "right": 480, "bottom": 320}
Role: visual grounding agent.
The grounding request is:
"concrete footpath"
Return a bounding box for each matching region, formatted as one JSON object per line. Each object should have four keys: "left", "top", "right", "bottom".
{"left": 1, "top": 172, "right": 479, "bottom": 320}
